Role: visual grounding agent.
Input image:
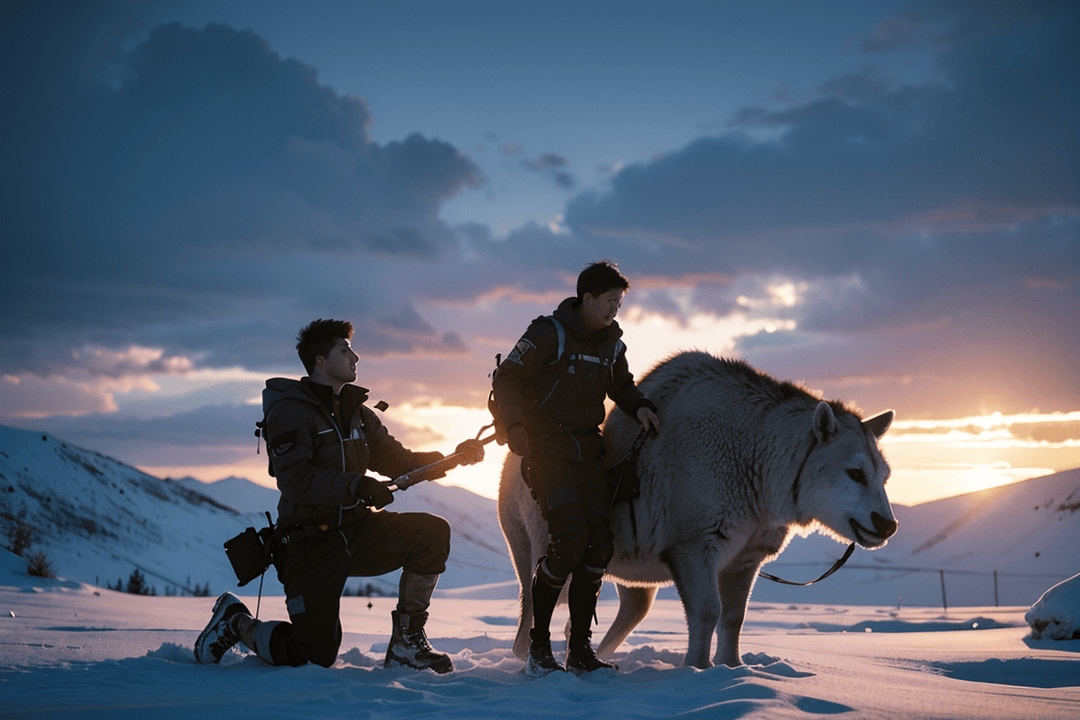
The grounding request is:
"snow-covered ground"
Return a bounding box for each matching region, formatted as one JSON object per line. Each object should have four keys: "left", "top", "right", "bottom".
{"left": 3, "top": 551, "right": 1077, "bottom": 720}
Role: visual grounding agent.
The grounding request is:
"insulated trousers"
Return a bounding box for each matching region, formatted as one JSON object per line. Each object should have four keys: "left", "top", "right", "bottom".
{"left": 262, "top": 509, "right": 451, "bottom": 667}
{"left": 524, "top": 453, "right": 613, "bottom": 583}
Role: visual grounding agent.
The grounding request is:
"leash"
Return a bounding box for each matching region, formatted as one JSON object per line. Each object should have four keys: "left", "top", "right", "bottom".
{"left": 758, "top": 542, "right": 856, "bottom": 585}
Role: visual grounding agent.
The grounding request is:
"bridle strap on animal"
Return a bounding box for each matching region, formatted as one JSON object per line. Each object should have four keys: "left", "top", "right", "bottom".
{"left": 758, "top": 541, "right": 856, "bottom": 586}
{"left": 759, "top": 430, "right": 856, "bottom": 585}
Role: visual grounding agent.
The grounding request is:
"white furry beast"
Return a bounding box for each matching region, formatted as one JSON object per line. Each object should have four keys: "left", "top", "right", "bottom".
{"left": 498, "top": 351, "right": 897, "bottom": 669}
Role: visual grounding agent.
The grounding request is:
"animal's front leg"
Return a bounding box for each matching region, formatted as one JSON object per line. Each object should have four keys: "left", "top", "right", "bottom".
{"left": 665, "top": 544, "right": 721, "bottom": 669}
{"left": 715, "top": 563, "right": 758, "bottom": 667}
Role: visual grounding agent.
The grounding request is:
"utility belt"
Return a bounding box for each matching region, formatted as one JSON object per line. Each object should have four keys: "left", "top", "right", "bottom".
{"left": 273, "top": 521, "right": 339, "bottom": 550}
{"left": 223, "top": 513, "right": 341, "bottom": 587}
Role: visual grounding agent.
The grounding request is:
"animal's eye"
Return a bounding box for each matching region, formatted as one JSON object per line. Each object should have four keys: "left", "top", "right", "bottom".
{"left": 846, "top": 468, "right": 867, "bottom": 485}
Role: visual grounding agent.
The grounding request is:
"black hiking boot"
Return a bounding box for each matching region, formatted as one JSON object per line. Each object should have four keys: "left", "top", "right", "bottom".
{"left": 194, "top": 592, "right": 252, "bottom": 664}
{"left": 526, "top": 628, "right": 565, "bottom": 677}
{"left": 384, "top": 610, "right": 453, "bottom": 674}
{"left": 566, "top": 634, "right": 617, "bottom": 675}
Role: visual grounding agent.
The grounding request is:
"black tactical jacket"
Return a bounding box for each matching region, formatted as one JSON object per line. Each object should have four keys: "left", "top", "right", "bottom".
{"left": 262, "top": 377, "right": 442, "bottom": 526}
{"left": 492, "top": 297, "right": 654, "bottom": 462}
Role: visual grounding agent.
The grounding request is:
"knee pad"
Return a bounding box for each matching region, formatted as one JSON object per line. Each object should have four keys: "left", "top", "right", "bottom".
{"left": 546, "top": 520, "right": 589, "bottom": 579}
{"left": 583, "top": 536, "right": 614, "bottom": 573}
{"left": 535, "top": 556, "right": 566, "bottom": 589}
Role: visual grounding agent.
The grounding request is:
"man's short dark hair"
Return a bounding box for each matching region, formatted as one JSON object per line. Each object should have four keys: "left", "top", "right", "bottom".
{"left": 296, "top": 319, "right": 353, "bottom": 375}
{"left": 577, "top": 260, "right": 629, "bottom": 301}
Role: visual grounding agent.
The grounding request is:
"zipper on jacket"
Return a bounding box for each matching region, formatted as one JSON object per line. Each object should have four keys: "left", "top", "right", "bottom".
{"left": 538, "top": 379, "right": 560, "bottom": 409}
{"left": 321, "top": 409, "right": 350, "bottom": 528}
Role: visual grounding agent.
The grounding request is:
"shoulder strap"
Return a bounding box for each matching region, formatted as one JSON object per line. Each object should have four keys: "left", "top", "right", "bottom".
{"left": 545, "top": 315, "right": 565, "bottom": 365}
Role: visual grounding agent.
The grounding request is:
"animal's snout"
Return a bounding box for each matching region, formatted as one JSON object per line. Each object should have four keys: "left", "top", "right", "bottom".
{"left": 871, "top": 512, "right": 898, "bottom": 539}
{"left": 849, "top": 512, "right": 899, "bottom": 548}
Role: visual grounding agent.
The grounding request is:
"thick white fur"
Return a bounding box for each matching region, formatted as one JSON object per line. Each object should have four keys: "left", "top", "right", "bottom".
{"left": 498, "top": 351, "right": 896, "bottom": 668}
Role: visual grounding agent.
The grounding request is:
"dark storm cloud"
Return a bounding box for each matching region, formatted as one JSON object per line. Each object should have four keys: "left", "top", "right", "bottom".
{"left": 369, "top": 305, "right": 469, "bottom": 356}
{"left": 562, "top": 4, "right": 1078, "bottom": 299}
{"left": 1, "top": 6, "right": 482, "bottom": 376}
{"left": 534, "top": 2, "right": 1078, "bottom": 417}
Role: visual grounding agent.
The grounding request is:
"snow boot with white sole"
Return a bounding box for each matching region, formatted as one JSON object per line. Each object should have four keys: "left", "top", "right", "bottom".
{"left": 194, "top": 592, "right": 251, "bottom": 664}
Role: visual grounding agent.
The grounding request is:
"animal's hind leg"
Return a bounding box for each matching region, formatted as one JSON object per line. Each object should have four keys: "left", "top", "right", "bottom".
{"left": 596, "top": 583, "right": 658, "bottom": 660}
{"left": 715, "top": 564, "right": 758, "bottom": 667}
{"left": 499, "top": 509, "right": 537, "bottom": 660}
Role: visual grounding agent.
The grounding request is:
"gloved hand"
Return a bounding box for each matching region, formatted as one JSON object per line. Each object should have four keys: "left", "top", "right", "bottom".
{"left": 349, "top": 474, "right": 394, "bottom": 509}
{"left": 506, "top": 424, "right": 529, "bottom": 457}
{"left": 453, "top": 438, "right": 485, "bottom": 466}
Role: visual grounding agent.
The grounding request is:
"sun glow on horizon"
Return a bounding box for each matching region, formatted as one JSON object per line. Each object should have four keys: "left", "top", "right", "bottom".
{"left": 617, "top": 309, "right": 797, "bottom": 376}
{"left": 882, "top": 409, "right": 1080, "bottom": 505}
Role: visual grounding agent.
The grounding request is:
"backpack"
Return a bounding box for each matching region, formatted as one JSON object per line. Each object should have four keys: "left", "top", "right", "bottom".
{"left": 487, "top": 316, "right": 567, "bottom": 446}
{"left": 486, "top": 353, "right": 508, "bottom": 446}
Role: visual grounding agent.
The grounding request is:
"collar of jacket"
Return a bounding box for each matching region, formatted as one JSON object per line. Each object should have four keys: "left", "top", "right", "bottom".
{"left": 303, "top": 378, "right": 370, "bottom": 428}
{"left": 263, "top": 376, "right": 370, "bottom": 420}
{"left": 553, "top": 296, "right": 623, "bottom": 344}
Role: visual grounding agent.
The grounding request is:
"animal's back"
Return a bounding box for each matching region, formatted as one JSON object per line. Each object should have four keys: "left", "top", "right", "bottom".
{"left": 636, "top": 352, "right": 821, "bottom": 418}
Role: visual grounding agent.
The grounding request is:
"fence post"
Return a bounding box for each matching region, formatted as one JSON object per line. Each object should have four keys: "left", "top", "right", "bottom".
{"left": 939, "top": 570, "right": 948, "bottom": 612}
{"left": 993, "top": 570, "right": 999, "bottom": 607}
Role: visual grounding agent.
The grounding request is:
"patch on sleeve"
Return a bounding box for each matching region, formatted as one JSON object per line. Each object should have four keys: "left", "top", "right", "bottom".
{"left": 287, "top": 594, "right": 306, "bottom": 616}
{"left": 506, "top": 337, "right": 535, "bottom": 365}
{"left": 269, "top": 430, "right": 298, "bottom": 457}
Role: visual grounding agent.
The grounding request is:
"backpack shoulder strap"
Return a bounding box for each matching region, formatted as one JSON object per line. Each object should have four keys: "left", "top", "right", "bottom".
{"left": 545, "top": 315, "right": 565, "bottom": 365}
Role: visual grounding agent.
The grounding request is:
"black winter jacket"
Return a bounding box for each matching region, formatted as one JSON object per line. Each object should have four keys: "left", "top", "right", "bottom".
{"left": 492, "top": 297, "right": 654, "bottom": 462}
{"left": 262, "top": 377, "right": 442, "bottom": 526}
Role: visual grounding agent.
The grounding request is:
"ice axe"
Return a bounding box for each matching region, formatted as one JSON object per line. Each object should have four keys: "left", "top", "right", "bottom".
{"left": 388, "top": 425, "right": 497, "bottom": 492}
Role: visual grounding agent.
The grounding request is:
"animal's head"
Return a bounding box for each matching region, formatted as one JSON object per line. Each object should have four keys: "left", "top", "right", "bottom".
{"left": 798, "top": 401, "right": 897, "bottom": 549}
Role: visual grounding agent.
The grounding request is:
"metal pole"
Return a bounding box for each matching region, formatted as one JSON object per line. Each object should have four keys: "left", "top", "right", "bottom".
{"left": 939, "top": 570, "right": 948, "bottom": 612}
{"left": 993, "top": 569, "right": 999, "bottom": 607}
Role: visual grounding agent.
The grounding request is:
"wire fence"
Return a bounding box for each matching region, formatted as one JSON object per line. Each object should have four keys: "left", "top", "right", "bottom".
{"left": 764, "top": 562, "right": 1068, "bottom": 610}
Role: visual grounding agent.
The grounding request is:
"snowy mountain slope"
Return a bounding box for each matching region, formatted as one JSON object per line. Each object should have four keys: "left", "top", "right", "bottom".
{"left": 175, "top": 476, "right": 279, "bottom": 516}
{"left": 0, "top": 425, "right": 513, "bottom": 598}
{"left": 0, "top": 425, "right": 255, "bottom": 596}
{"left": 895, "top": 470, "right": 1079, "bottom": 571}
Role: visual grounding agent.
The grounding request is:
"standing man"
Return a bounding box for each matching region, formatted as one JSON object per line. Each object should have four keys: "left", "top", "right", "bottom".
{"left": 195, "top": 318, "right": 484, "bottom": 673}
{"left": 493, "top": 261, "right": 660, "bottom": 676}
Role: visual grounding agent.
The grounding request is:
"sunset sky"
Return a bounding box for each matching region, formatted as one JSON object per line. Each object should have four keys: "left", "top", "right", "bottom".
{"left": 3, "top": 0, "right": 1077, "bottom": 506}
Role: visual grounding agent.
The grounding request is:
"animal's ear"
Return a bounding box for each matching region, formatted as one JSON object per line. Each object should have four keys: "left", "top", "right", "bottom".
{"left": 812, "top": 401, "right": 838, "bottom": 443}
{"left": 863, "top": 410, "right": 894, "bottom": 439}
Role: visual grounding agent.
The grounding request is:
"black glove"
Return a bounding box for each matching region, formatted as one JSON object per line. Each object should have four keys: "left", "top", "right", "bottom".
{"left": 507, "top": 424, "right": 529, "bottom": 457}
{"left": 453, "top": 438, "right": 485, "bottom": 466}
{"left": 349, "top": 474, "right": 394, "bottom": 509}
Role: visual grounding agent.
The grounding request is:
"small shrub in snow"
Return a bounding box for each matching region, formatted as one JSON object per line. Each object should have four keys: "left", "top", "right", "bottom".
{"left": 26, "top": 550, "right": 56, "bottom": 578}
